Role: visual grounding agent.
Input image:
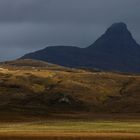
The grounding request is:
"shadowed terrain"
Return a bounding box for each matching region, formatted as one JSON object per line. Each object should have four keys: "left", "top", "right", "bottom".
{"left": 22, "top": 23, "right": 140, "bottom": 73}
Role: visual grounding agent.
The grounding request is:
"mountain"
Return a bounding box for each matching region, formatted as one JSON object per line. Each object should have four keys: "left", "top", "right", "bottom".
{"left": 21, "top": 22, "right": 140, "bottom": 73}
{"left": 21, "top": 46, "right": 83, "bottom": 68}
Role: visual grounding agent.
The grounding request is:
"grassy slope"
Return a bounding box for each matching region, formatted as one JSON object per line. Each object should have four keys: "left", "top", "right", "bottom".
{"left": 0, "top": 119, "right": 139, "bottom": 140}
{"left": 0, "top": 60, "right": 140, "bottom": 114}
{"left": 0, "top": 59, "right": 140, "bottom": 139}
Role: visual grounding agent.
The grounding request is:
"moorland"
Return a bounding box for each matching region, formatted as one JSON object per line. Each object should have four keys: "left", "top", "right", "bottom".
{"left": 0, "top": 59, "right": 139, "bottom": 139}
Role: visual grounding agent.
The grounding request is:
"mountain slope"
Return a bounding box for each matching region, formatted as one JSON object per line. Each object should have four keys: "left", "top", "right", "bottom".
{"left": 21, "top": 46, "right": 82, "bottom": 67}
{"left": 0, "top": 60, "right": 140, "bottom": 114}
{"left": 86, "top": 23, "right": 140, "bottom": 72}
{"left": 21, "top": 22, "right": 140, "bottom": 73}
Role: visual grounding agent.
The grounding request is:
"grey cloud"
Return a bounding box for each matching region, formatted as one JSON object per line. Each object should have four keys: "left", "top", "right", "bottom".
{"left": 0, "top": 0, "right": 139, "bottom": 24}
{"left": 0, "top": 0, "right": 140, "bottom": 61}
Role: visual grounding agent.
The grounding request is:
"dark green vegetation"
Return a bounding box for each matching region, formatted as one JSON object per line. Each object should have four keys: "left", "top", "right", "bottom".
{"left": 22, "top": 23, "right": 140, "bottom": 73}
{"left": 0, "top": 59, "right": 140, "bottom": 114}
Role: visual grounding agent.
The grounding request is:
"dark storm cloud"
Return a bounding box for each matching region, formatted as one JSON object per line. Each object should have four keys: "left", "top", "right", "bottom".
{"left": 0, "top": 0, "right": 140, "bottom": 61}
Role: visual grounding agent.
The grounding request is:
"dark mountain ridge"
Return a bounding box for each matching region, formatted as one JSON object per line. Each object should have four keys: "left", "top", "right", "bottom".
{"left": 21, "top": 22, "right": 140, "bottom": 73}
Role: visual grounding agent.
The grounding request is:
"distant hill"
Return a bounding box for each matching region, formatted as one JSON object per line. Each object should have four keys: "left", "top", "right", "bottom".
{"left": 0, "top": 59, "right": 82, "bottom": 72}
{"left": 0, "top": 59, "right": 56, "bottom": 67}
{"left": 21, "top": 22, "right": 140, "bottom": 73}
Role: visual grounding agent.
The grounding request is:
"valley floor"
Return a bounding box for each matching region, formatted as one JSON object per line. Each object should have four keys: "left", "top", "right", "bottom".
{"left": 0, "top": 113, "right": 139, "bottom": 140}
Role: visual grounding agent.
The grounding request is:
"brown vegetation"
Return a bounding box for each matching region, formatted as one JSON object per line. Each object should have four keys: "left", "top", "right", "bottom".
{"left": 0, "top": 59, "right": 140, "bottom": 115}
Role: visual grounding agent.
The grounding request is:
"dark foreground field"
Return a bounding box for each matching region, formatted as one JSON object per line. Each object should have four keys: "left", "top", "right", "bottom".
{"left": 0, "top": 132, "right": 140, "bottom": 140}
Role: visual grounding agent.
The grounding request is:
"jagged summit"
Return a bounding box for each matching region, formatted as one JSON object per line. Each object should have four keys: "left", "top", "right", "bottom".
{"left": 106, "top": 22, "right": 132, "bottom": 39}
{"left": 88, "top": 22, "right": 137, "bottom": 50}
{"left": 107, "top": 22, "right": 127, "bottom": 32}
{"left": 104, "top": 22, "right": 131, "bottom": 39}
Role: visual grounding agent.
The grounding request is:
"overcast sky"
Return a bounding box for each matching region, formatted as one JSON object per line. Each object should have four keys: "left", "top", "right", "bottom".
{"left": 0, "top": 0, "right": 140, "bottom": 61}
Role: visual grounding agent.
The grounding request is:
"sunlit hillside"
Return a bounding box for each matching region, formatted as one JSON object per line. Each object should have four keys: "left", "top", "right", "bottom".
{"left": 0, "top": 59, "right": 139, "bottom": 115}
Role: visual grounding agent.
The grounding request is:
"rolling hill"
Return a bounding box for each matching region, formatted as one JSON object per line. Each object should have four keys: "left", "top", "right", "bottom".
{"left": 21, "top": 22, "right": 140, "bottom": 73}
{"left": 0, "top": 59, "right": 140, "bottom": 115}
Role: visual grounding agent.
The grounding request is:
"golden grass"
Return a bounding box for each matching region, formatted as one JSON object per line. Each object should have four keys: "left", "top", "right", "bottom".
{"left": 0, "top": 60, "right": 140, "bottom": 139}
{"left": 0, "top": 65, "right": 140, "bottom": 113}
{"left": 0, "top": 119, "right": 139, "bottom": 140}
{"left": 0, "top": 120, "right": 140, "bottom": 133}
